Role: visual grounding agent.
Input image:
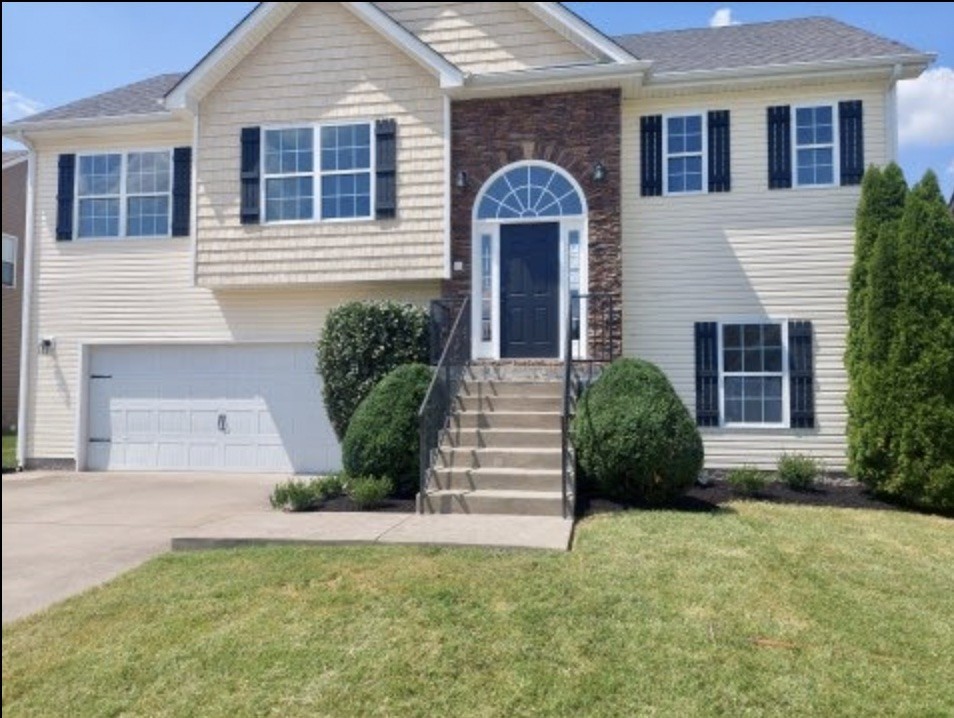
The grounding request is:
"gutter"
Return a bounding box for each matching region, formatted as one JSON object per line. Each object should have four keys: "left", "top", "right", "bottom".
{"left": 12, "top": 132, "right": 36, "bottom": 470}
{"left": 446, "top": 61, "right": 651, "bottom": 98}
{"left": 2, "top": 111, "right": 182, "bottom": 136}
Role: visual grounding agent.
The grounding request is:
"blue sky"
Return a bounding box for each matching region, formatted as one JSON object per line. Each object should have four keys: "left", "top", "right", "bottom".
{"left": 3, "top": 2, "right": 952, "bottom": 195}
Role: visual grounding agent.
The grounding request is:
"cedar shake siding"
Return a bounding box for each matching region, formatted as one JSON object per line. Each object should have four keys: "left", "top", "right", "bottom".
{"left": 449, "top": 90, "right": 622, "bottom": 357}
{"left": 2, "top": 158, "right": 27, "bottom": 431}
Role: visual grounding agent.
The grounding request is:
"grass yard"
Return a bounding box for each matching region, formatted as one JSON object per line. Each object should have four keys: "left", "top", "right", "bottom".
{"left": 1, "top": 434, "right": 14, "bottom": 470}
{"left": 3, "top": 503, "right": 952, "bottom": 717}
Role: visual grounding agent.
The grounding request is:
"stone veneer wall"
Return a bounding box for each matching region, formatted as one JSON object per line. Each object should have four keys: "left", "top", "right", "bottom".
{"left": 448, "top": 89, "right": 622, "bottom": 358}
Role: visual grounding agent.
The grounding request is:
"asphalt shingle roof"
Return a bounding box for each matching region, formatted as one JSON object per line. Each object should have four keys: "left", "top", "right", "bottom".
{"left": 14, "top": 73, "right": 184, "bottom": 124}
{"left": 614, "top": 17, "right": 921, "bottom": 73}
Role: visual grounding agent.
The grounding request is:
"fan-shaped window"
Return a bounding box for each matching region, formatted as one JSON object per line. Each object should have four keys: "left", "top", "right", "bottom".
{"left": 476, "top": 164, "right": 584, "bottom": 220}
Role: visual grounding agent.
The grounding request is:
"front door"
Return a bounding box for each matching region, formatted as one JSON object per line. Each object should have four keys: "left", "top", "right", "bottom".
{"left": 500, "top": 222, "right": 560, "bottom": 358}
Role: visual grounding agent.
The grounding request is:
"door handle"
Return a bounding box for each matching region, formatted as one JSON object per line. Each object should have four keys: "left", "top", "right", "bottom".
{"left": 217, "top": 413, "right": 227, "bottom": 433}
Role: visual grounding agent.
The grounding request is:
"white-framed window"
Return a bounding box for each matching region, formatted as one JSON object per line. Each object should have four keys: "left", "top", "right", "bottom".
{"left": 75, "top": 150, "right": 172, "bottom": 239}
{"left": 262, "top": 121, "right": 373, "bottom": 224}
{"left": 664, "top": 113, "right": 706, "bottom": 194}
{"left": 793, "top": 104, "right": 837, "bottom": 187}
{"left": 2, "top": 234, "right": 16, "bottom": 288}
{"left": 720, "top": 321, "right": 788, "bottom": 427}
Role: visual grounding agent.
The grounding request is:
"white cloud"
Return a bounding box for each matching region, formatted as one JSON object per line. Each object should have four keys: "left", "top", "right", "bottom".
{"left": 898, "top": 67, "right": 954, "bottom": 147}
{"left": 709, "top": 8, "right": 738, "bottom": 28}
{"left": 947, "top": 157, "right": 954, "bottom": 176}
{"left": 2, "top": 89, "right": 44, "bottom": 123}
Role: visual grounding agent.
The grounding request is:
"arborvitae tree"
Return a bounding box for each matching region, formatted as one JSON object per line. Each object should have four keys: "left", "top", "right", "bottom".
{"left": 846, "top": 163, "right": 908, "bottom": 480}
{"left": 884, "top": 171, "right": 954, "bottom": 509}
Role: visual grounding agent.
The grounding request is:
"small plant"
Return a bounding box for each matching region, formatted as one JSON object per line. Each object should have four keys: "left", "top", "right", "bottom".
{"left": 777, "top": 453, "right": 820, "bottom": 491}
{"left": 270, "top": 475, "right": 345, "bottom": 512}
{"left": 726, "top": 466, "right": 769, "bottom": 496}
{"left": 347, "top": 476, "right": 394, "bottom": 510}
{"left": 316, "top": 473, "right": 347, "bottom": 501}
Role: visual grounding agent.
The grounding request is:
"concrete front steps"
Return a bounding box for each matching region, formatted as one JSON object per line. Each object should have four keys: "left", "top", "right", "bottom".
{"left": 418, "top": 371, "right": 567, "bottom": 517}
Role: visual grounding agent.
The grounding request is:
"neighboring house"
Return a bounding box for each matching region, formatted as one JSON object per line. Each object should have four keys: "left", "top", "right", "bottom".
{"left": 1, "top": 3, "right": 932, "bottom": 476}
{"left": 2, "top": 151, "right": 28, "bottom": 432}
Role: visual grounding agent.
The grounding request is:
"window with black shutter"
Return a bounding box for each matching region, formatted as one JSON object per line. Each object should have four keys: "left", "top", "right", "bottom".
{"left": 171, "top": 147, "right": 192, "bottom": 237}
{"left": 375, "top": 119, "right": 397, "bottom": 220}
{"left": 789, "top": 320, "right": 815, "bottom": 428}
{"left": 767, "top": 105, "right": 792, "bottom": 189}
{"left": 839, "top": 100, "right": 864, "bottom": 186}
{"left": 695, "top": 322, "right": 720, "bottom": 427}
{"left": 56, "top": 154, "right": 76, "bottom": 241}
{"left": 240, "top": 126, "right": 261, "bottom": 225}
{"left": 707, "top": 110, "right": 731, "bottom": 193}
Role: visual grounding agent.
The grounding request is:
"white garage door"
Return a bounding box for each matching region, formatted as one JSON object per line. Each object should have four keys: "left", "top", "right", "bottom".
{"left": 86, "top": 344, "right": 340, "bottom": 473}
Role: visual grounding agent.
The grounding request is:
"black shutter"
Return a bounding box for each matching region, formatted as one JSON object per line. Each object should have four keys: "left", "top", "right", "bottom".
{"left": 240, "top": 127, "right": 261, "bottom": 225}
{"left": 56, "top": 154, "right": 76, "bottom": 241}
{"left": 375, "top": 118, "right": 397, "bottom": 220}
{"left": 640, "top": 114, "right": 663, "bottom": 197}
{"left": 767, "top": 105, "right": 792, "bottom": 189}
{"left": 171, "top": 147, "right": 192, "bottom": 237}
{"left": 839, "top": 100, "right": 864, "bottom": 186}
{"left": 707, "top": 110, "right": 731, "bottom": 193}
{"left": 695, "top": 322, "right": 720, "bottom": 427}
{"left": 789, "top": 320, "right": 815, "bottom": 429}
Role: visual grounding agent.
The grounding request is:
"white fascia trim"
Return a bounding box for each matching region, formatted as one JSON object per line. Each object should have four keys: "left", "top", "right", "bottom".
{"left": 344, "top": 3, "right": 465, "bottom": 88}
{"left": 524, "top": 2, "right": 639, "bottom": 65}
{"left": 647, "top": 53, "right": 935, "bottom": 88}
{"left": 1, "top": 153, "right": 27, "bottom": 170}
{"left": 2, "top": 112, "right": 181, "bottom": 136}
{"left": 448, "top": 61, "right": 649, "bottom": 98}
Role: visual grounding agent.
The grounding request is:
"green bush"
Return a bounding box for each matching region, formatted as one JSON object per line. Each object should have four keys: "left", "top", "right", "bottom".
{"left": 572, "top": 358, "right": 703, "bottom": 505}
{"left": 777, "top": 453, "right": 819, "bottom": 491}
{"left": 317, "top": 301, "right": 429, "bottom": 440}
{"left": 347, "top": 476, "right": 394, "bottom": 510}
{"left": 269, "top": 475, "right": 345, "bottom": 512}
{"left": 726, "top": 466, "right": 769, "bottom": 496}
{"left": 343, "top": 363, "right": 433, "bottom": 498}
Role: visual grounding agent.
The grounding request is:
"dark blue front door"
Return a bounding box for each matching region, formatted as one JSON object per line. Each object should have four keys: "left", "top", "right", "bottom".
{"left": 501, "top": 222, "right": 560, "bottom": 358}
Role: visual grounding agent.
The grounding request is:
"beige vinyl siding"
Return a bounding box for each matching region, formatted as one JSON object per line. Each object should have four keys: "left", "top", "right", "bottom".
{"left": 196, "top": 2, "right": 445, "bottom": 288}
{"left": 25, "top": 130, "right": 438, "bottom": 461}
{"left": 622, "top": 80, "right": 889, "bottom": 470}
{"left": 377, "top": 2, "right": 594, "bottom": 73}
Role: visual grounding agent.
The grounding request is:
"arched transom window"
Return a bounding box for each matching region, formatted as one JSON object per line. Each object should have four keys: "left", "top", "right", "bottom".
{"left": 476, "top": 164, "right": 584, "bottom": 220}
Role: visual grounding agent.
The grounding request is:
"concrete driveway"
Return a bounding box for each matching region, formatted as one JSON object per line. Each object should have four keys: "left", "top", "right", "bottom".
{"left": 2, "top": 471, "right": 279, "bottom": 623}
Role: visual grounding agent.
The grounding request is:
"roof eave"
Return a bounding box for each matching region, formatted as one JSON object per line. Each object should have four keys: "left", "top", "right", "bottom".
{"left": 1, "top": 153, "right": 28, "bottom": 170}
{"left": 446, "top": 61, "right": 652, "bottom": 99}
{"left": 521, "top": 2, "right": 640, "bottom": 64}
{"left": 2, "top": 111, "right": 183, "bottom": 137}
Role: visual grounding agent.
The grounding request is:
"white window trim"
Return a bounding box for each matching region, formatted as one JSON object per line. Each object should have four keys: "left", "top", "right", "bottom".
{"left": 260, "top": 120, "right": 376, "bottom": 226}
{"left": 663, "top": 111, "right": 708, "bottom": 196}
{"left": 2, "top": 234, "right": 16, "bottom": 289}
{"left": 791, "top": 102, "right": 840, "bottom": 189}
{"left": 717, "top": 318, "right": 790, "bottom": 429}
{"left": 73, "top": 149, "right": 174, "bottom": 241}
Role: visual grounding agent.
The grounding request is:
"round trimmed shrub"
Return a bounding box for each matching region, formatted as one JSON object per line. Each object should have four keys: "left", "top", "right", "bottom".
{"left": 572, "top": 358, "right": 704, "bottom": 505}
{"left": 317, "top": 301, "right": 429, "bottom": 440}
{"left": 342, "top": 363, "right": 433, "bottom": 498}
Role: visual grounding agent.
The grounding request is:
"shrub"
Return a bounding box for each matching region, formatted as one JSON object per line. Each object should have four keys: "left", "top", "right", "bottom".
{"left": 343, "top": 363, "right": 433, "bottom": 498}
{"left": 317, "top": 301, "right": 429, "bottom": 440}
{"left": 777, "top": 453, "right": 819, "bottom": 491}
{"left": 726, "top": 466, "right": 768, "bottom": 496}
{"left": 269, "top": 475, "right": 345, "bottom": 512}
{"left": 572, "top": 358, "right": 703, "bottom": 505}
{"left": 347, "top": 476, "right": 394, "bottom": 510}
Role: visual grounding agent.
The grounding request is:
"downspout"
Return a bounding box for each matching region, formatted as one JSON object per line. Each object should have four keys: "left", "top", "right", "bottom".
{"left": 14, "top": 131, "right": 36, "bottom": 470}
{"left": 886, "top": 63, "right": 903, "bottom": 164}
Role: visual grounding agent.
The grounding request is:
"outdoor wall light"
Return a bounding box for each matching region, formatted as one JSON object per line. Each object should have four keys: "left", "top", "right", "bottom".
{"left": 455, "top": 170, "right": 469, "bottom": 188}
{"left": 38, "top": 337, "right": 55, "bottom": 356}
{"left": 592, "top": 161, "right": 607, "bottom": 183}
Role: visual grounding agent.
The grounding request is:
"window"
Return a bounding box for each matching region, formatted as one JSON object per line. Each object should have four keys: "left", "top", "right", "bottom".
{"left": 480, "top": 233, "right": 492, "bottom": 342}
{"left": 665, "top": 114, "right": 705, "bottom": 194}
{"left": 262, "top": 122, "right": 372, "bottom": 223}
{"left": 76, "top": 151, "right": 172, "bottom": 238}
{"left": 794, "top": 105, "right": 835, "bottom": 186}
{"left": 721, "top": 322, "right": 786, "bottom": 426}
{"left": 476, "top": 165, "right": 583, "bottom": 220}
{"left": 2, "top": 235, "right": 15, "bottom": 288}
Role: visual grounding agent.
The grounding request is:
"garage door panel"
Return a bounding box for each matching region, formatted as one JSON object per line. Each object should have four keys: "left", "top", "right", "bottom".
{"left": 87, "top": 344, "right": 340, "bottom": 473}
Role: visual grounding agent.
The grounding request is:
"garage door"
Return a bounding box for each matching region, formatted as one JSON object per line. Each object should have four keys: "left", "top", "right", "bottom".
{"left": 86, "top": 344, "right": 340, "bottom": 473}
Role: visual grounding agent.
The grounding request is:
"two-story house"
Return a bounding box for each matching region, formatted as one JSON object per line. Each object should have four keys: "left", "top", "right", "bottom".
{"left": 3, "top": 4, "right": 931, "bottom": 500}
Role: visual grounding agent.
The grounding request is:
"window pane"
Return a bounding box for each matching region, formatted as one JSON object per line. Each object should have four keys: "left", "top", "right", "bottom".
{"left": 722, "top": 324, "right": 785, "bottom": 425}
{"left": 264, "top": 128, "right": 313, "bottom": 175}
{"left": 127, "top": 151, "right": 170, "bottom": 194}
{"left": 764, "top": 347, "right": 783, "bottom": 372}
{"left": 78, "top": 198, "right": 120, "bottom": 238}
{"left": 321, "top": 172, "right": 371, "bottom": 219}
{"left": 320, "top": 123, "right": 371, "bottom": 172}
{"left": 764, "top": 399, "right": 783, "bottom": 423}
{"left": 265, "top": 176, "right": 313, "bottom": 221}
{"left": 724, "top": 349, "right": 742, "bottom": 372}
{"left": 723, "top": 324, "right": 741, "bottom": 348}
{"left": 481, "top": 234, "right": 492, "bottom": 342}
{"left": 127, "top": 196, "right": 170, "bottom": 237}
{"left": 2, "top": 262, "right": 13, "bottom": 287}
{"left": 725, "top": 377, "right": 743, "bottom": 399}
{"left": 78, "top": 154, "right": 121, "bottom": 196}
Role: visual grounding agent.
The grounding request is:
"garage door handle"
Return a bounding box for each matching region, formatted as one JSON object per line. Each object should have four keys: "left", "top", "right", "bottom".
{"left": 217, "top": 414, "right": 227, "bottom": 433}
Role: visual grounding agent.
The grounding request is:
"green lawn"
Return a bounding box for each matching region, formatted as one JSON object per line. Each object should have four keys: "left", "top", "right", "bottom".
{"left": 3, "top": 503, "right": 952, "bottom": 717}
{"left": 1, "top": 434, "right": 14, "bottom": 470}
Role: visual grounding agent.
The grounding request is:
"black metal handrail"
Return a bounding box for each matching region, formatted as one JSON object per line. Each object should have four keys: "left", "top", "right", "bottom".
{"left": 561, "top": 292, "right": 620, "bottom": 518}
{"left": 418, "top": 297, "right": 470, "bottom": 504}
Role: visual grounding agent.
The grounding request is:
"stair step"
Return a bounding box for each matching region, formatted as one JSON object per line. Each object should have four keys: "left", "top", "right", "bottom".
{"left": 460, "top": 380, "right": 562, "bottom": 399}
{"left": 443, "top": 428, "right": 562, "bottom": 449}
{"left": 439, "top": 447, "right": 563, "bottom": 471}
{"left": 431, "top": 467, "right": 562, "bottom": 491}
{"left": 418, "top": 489, "right": 565, "bottom": 516}
{"left": 451, "top": 411, "right": 562, "bottom": 430}
{"left": 456, "top": 395, "right": 562, "bottom": 412}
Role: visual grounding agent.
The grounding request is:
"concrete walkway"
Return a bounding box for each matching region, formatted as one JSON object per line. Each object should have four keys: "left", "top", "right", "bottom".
{"left": 172, "top": 512, "right": 573, "bottom": 552}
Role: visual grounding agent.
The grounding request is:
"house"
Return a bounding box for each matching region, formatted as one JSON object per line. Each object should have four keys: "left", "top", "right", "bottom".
{"left": 2, "top": 5, "right": 931, "bottom": 499}
{"left": 2, "top": 150, "right": 28, "bottom": 432}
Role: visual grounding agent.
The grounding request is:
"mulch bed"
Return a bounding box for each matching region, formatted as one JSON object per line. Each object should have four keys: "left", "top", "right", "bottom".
{"left": 311, "top": 496, "right": 416, "bottom": 513}
{"left": 581, "top": 480, "right": 904, "bottom": 516}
